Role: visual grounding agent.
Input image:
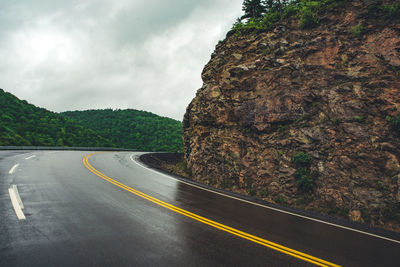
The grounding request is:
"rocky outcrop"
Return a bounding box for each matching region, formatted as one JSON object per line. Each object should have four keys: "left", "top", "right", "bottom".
{"left": 183, "top": 1, "right": 400, "bottom": 231}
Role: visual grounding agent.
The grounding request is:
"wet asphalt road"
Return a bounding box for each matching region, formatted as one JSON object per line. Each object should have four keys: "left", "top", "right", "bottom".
{"left": 0, "top": 150, "right": 399, "bottom": 267}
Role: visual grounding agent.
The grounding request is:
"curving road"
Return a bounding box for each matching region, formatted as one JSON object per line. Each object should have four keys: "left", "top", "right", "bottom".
{"left": 0, "top": 150, "right": 399, "bottom": 266}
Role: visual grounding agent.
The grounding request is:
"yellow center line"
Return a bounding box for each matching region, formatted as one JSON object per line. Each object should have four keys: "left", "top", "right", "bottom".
{"left": 83, "top": 153, "right": 341, "bottom": 267}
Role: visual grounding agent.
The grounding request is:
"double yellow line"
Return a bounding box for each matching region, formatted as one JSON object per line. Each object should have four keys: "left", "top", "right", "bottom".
{"left": 83, "top": 153, "right": 340, "bottom": 267}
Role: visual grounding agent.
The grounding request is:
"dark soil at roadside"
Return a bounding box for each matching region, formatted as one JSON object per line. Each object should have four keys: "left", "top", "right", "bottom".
{"left": 139, "top": 153, "right": 190, "bottom": 178}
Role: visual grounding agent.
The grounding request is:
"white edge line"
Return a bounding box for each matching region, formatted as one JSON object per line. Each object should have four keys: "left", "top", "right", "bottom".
{"left": 25, "top": 155, "right": 36, "bottom": 160}
{"left": 8, "top": 164, "right": 19, "bottom": 174}
{"left": 8, "top": 187, "right": 26, "bottom": 220}
{"left": 129, "top": 154, "right": 400, "bottom": 244}
{"left": 12, "top": 185, "right": 24, "bottom": 209}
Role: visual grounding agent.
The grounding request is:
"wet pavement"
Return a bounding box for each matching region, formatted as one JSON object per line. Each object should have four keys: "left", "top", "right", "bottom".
{"left": 0, "top": 151, "right": 399, "bottom": 266}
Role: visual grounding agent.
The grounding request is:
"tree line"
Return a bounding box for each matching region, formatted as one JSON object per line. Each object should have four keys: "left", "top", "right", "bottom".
{"left": 0, "top": 89, "right": 113, "bottom": 147}
{"left": 62, "top": 109, "right": 183, "bottom": 152}
{"left": 0, "top": 89, "right": 184, "bottom": 152}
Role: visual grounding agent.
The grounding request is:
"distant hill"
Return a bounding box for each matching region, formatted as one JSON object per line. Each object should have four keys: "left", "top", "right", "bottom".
{"left": 0, "top": 89, "right": 183, "bottom": 151}
{"left": 61, "top": 109, "right": 183, "bottom": 152}
{"left": 0, "top": 88, "right": 114, "bottom": 147}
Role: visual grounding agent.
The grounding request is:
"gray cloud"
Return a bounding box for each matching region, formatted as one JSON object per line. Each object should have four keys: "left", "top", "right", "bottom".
{"left": 0, "top": 0, "right": 242, "bottom": 120}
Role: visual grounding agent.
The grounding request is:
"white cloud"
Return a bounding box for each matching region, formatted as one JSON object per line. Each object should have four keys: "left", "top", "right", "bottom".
{"left": 0, "top": 0, "right": 242, "bottom": 120}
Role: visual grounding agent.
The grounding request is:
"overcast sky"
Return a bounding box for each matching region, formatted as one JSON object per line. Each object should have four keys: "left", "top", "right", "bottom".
{"left": 0, "top": 0, "right": 242, "bottom": 120}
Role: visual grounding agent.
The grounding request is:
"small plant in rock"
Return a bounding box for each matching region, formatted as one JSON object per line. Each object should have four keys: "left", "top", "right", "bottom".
{"left": 277, "top": 124, "right": 287, "bottom": 132}
{"left": 292, "top": 152, "right": 315, "bottom": 193}
{"left": 260, "top": 188, "right": 268, "bottom": 198}
{"left": 387, "top": 114, "right": 400, "bottom": 133}
{"left": 294, "top": 168, "right": 315, "bottom": 193}
{"left": 376, "top": 180, "right": 387, "bottom": 191}
{"left": 247, "top": 186, "right": 257, "bottom": 196}
{"left": 351, "top": 116, "right": 365, "bottom": 123}
{"left": 274, "top": 195, "right": 287, "bottom": 205}
{"left": 351, "top": 23, "right": 364, "bottom": 37}
{"left": 382, "top": 2, "right": 400, "bottom": 20}
{"left": 292, "top": 152, "right": 313, "bottom": 166}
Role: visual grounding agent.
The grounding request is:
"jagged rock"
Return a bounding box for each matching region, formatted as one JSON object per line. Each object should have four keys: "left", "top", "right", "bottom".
{"left": 349, "top": 210, "right": 363, "bottom": 223}
{"left": 233, "top": 53, "right": 243, "bottom": 60}
{"left": 183, "top": 1, "right": 400, "bottom": 232}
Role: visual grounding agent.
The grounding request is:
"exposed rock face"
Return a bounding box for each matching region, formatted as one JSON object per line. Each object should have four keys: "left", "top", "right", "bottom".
{"left": 183, "top": 1, "right": 400, "bottom": 231}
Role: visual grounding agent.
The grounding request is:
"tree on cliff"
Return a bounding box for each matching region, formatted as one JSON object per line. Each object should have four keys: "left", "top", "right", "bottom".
{"left": 241, "top": 0, "right": 266, "bottom": 20}
{"left": 264, "top": 0, "right": 291, "bottom": 12}
{"left": 241, "top": 0, "right": 293, "bottom": 21}
{"left": 263, "top": 0, "right": 280, "bottom": 11}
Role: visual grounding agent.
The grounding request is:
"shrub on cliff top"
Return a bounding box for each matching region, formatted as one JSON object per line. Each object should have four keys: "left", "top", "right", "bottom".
{"left": 299, "top": 5, "right": 319, "bottom": 29}
{"left": 233, "top": 0, "right": 352, "bottom": 33}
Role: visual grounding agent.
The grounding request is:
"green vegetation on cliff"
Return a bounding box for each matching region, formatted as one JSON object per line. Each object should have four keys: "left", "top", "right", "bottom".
{"left": 234, "top": 0, "right": 348, "bottom": 32}
{"left": 62, "top": 109, "right": 183, "bottom": 152}
{"left": 233, "top": 0, "right": 400, "bottom": 33}
{"left": 292, "top": 152, "right": 315, "bottom": 193}
{"left": 0, "top": 89, "right": 113, "bottom": 147}
{"left": 387, "top": 114, "right": 400, "bottom": 133}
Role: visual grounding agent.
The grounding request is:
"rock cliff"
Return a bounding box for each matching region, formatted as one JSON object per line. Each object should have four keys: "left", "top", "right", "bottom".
{"left": 183, "top": 0, "right": 400, "bottom": 231}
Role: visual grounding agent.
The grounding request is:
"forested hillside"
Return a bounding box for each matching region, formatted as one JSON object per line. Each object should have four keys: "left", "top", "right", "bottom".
{"left": 0, "top": 89, "right": 114, "bottom": 147}
{"left": 0, "top": 89, "right": 183, "bottom": 151}
{"left": 62, "top": 109, "right": 183, "bottom": 152}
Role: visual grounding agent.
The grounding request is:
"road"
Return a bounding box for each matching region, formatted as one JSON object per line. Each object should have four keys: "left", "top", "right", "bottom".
{"left": 0, "top": 150, "right": 399, "bottom": 266}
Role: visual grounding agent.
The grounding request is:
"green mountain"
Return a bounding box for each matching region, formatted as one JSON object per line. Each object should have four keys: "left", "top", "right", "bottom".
{"left": 0, "top": 88, "right": 183, "bottom": 151}
{"left": 62, "top": 109, "right": 183, "bottom": 152}
{"left": 0, "top": 88, "right": 114, "bottom": 147}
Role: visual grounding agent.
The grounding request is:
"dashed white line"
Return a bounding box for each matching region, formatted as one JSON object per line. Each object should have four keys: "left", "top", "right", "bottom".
{"left": 25, "top": 155, "right": 36, "bottom": 160}
{"left": 12, "top": 184, "right": 24, "bottom": 209}
{"left": 130, "top": 153, "right": 400, "bottom": 244}
{"left": 8, "top": 185, "right": 25, "bottom": 220}
{"left": 8, "top": 164, "right": 20, "bottom": 174}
